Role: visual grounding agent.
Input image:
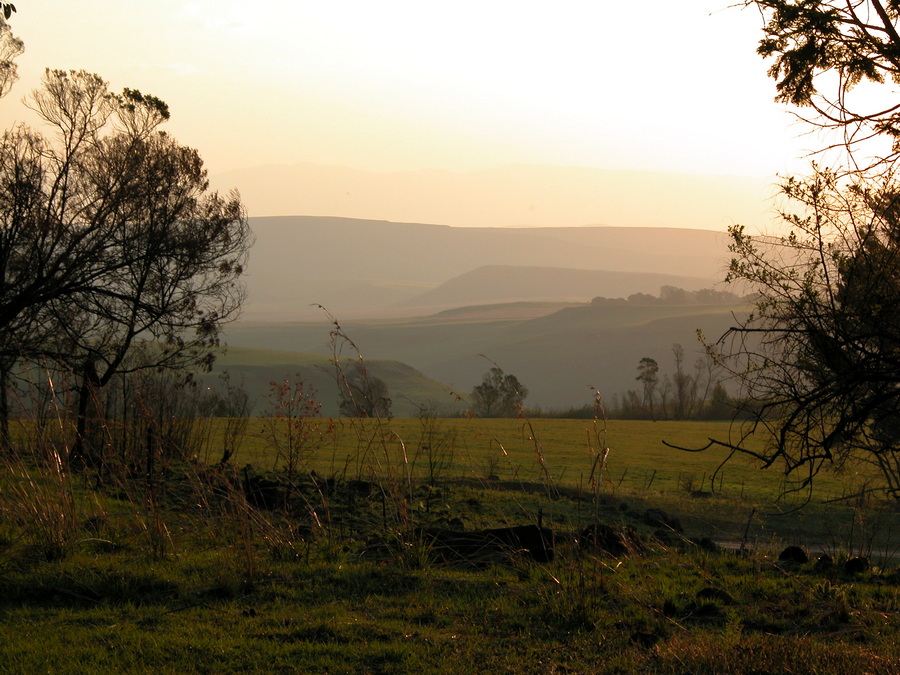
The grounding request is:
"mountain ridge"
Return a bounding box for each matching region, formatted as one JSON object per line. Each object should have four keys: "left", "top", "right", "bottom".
{"left": 244, "top": 216, "right": 730, "bottom": 320}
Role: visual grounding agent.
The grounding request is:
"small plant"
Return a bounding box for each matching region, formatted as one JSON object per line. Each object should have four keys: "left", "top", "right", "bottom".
{"left": 1, "top": 449, "right": 78, "bottom": 559}
{"left": 263, "top": 372, "right": 332, "bottom": 482}
{"left": 413, "top": 402, "right": 457, "bottom": 488}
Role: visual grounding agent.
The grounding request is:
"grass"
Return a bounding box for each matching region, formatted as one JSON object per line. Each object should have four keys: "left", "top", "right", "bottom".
{"left": 3, "top": 415, "right": 900, "bottom": 673}
{"left": 219, "top": 416, "right": 896, "bottom": 550}
{"left": 3, "top": 537, "right": 900, "bottom": 673}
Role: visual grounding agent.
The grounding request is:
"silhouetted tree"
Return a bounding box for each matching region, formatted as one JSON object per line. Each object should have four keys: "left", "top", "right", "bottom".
{"left": 703, "top": 382, "right": 733, "bottom": 420}
{"left": 636, "top": 357, "right": 659, "bottom": 420}
{"left": 338, "top": 362, "right": 392, "bottom": 418}
{"left": 470, "top": 367, "right": 528, "bottom": 417}
{"left": 716, "top": 170, "right": 900, "bottom": 496}
{"left": 690, "top": 1, "right": 900, "bottom": 497}
{"left": 0, "top": 70, "right": 250, "bottom": 460}
{"left": 0, "top": 16, "right": 21, "bottom": 98}
{"left": 742, "top": 0, "right": 900, "bottom": 170}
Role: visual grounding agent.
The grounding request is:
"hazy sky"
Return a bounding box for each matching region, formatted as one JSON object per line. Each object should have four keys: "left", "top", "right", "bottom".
{"left": 0, "top": 1, "right": 809, "bottom": 182}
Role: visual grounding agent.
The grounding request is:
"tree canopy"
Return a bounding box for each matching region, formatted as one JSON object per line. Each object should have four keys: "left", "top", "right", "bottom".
{"left": 0, "top": 68, "right": 251, "bottom": 461}
{"left": 745, "top": 0, "right": 900, "bottom": 168}
{"left": 705, "top": 1, "right": 900, "bottom": 498}
{"left": 470, "top": 367, "right": 528, "bottom": 418}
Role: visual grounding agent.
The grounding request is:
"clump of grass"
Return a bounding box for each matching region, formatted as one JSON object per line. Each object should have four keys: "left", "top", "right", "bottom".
{"left": 0, "top": 442, "right": 80, "bottom": 562}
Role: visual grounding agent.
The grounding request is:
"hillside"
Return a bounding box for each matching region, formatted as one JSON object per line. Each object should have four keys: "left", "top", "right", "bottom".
{"left": 243, "top": 216, "right": 730, "bottom": 320}
{"left": 224, "top": 300, "right": 747, "bottom": 411}
{"left": 398, "top": 265, "right": 716, "bottom": 309}
{"left": 209, "top": 347, "right": 460, "bottom": 417}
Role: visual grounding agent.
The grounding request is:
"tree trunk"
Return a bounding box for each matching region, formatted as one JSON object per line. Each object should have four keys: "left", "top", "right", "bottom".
{"left": 70, "top": 357, "right": 101, "bottom": 466}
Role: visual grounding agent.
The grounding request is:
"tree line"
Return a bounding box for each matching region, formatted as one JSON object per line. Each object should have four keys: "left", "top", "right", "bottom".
{"left": 607, "top": 345, "right": 733, "bottom": 421}
{"left": 590, "top": 285, "right": 751, "bottom": 307}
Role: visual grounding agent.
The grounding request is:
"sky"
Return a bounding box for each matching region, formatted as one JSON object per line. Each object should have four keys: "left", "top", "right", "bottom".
{"left": 0, "top": 1, "right": 810, "bottom": 180}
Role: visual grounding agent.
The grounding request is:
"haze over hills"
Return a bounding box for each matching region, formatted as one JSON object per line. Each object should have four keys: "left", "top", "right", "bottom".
{"left": 223, "top": 194, "right": 748, "bottom": 412}
{"left": 213, "top": 163, "right": 776, "bottom": 231}
{"left": 398, "top": 265, "right": 716, "bottom": 309}
{"left": 224, "top": 301, "right": 746, "bottom": 412}
{"left": 244, "top": 216, "right": 731, "bottom": 321}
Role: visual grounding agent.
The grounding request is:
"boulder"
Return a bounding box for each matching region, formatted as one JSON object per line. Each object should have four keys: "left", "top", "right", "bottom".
{"left": 844, "top": 556, "right": 870, "bottom": 575}
{"left": 778, "top": 546, "right": 809, "bottom": 564}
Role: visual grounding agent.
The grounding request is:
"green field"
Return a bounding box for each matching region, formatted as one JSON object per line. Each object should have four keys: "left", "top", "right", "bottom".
{"left": 208, "top": 416, "right": 894, "bottom": 554}
{"left": 3, "top": 416, "right": 900, "bottom": 673}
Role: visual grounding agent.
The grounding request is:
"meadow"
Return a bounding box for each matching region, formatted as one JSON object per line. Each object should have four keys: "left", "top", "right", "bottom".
{"left": 221, "top": 416, "right": 896, "bottom": 551}
{"left": 2, "top": 414, "right": 900, "bottom": 673}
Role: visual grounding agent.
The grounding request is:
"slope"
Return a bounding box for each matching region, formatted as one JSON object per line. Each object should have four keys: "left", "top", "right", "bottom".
{"left": 224, "top": 301, "right": 746, "bottom": 411}
{"left": 244, "top": 216, "right": 730, "bottom": 320}
{"left": 398, "top": 265, "right": 717, "bottom": 310}
{"left": 208, "top": 347, "right": 460, "bottom": 417}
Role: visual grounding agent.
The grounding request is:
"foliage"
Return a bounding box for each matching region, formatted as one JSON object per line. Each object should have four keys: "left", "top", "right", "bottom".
{"left": 263, "top": 372, "right": 331, "bottom": 477}
{"left": 744, "top": 0, "right": 900, "bottom": 167}
{"left": 718, "top": 168, "right": 900, "bottom": 497}
{"left": 591, "top": 285, "right": 749, "bottom": 306}
{"left": 469, "top": 366, "right": 528, "bottom": 418}
{"left": 337, "top": 361, "right": 392, "bottom": 418}
{"left": 0, "top": 15, "right": 21, "bottom": 98}
{"left": 0, "top": 69, "right": 250, "bottom": 461}
{"left": 713, "top": 2, "right": 900, "bottom": 498}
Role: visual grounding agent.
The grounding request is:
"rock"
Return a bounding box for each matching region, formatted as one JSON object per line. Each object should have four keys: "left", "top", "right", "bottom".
{"left": 778, "top": 545, "right": 809, "bottom": 564}
{"left": 844, "top": 556, "right": 870, "bottom": 575}
{"left": 814, "top": 554, "right": 837, "bottom": 575}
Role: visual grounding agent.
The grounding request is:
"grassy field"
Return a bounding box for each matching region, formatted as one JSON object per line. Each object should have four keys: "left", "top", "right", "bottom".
{"left": 216, "top": 416, "right": 895, "bottom": 551}
{"left": 2, "top": 416, "right": 900, "bottom": 673}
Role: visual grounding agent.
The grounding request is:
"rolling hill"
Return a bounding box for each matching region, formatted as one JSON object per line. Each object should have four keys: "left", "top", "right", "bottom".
{"left": 243, "top": 216, "right": 731, "bottom": 320}
{"left": 223, "top": 300, "right": 747, "bottom": 412}
{"left": 397, "top": 265, "right": 716, "bottom": 309}
{"left": 208, "top": 347, "right": 460, "bottom": 417}
{"left": 212, "top": 162, "right": 773, "bottom": 231}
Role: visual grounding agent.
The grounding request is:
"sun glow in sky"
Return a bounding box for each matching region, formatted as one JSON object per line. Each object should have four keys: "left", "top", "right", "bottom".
{"left": 0, "top": 0, "right": 810, "bottom": 182}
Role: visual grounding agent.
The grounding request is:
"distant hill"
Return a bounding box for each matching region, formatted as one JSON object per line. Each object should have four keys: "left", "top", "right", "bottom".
{"left": 224, "top": 300, "right": 748, "bottom": 412}
{"left": 398, "top": 265, "right": 717, "bottom": 310}
{"left": 243, "top": 216, "right": 731, "bottom": 320}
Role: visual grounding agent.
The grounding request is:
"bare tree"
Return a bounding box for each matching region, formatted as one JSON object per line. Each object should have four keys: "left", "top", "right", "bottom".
{"left": 671, "top": 344, "right": 696, "bottom": 420}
